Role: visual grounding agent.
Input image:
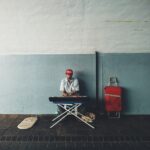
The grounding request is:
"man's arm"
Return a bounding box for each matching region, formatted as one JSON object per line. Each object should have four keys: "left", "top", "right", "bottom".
{"left": 60, "top": 79, "right": 69, "bottom": 96}
{"left": 60, "top": 79, "right": 65, "bottom": 96}
{"left": 73, "top": 79, "right": 79, "bottom": 92}
{"left": 70, "top": 79, "right": 79, "bottom": 96}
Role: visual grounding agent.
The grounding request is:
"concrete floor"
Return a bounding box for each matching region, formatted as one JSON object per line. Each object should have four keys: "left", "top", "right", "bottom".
{"left": 0, "top": 114, "right": 150, "bottom": 150}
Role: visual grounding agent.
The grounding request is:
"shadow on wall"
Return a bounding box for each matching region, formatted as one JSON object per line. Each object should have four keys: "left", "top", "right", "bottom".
{"left": 74, "top": 71, "right": 87, "bottom": 96}
{"left": 122, "top": 87, "right": 130, "bottom": 113}
{"left": 75, "top": 72, "right": 97, "bottom": 113}
{"left": 78, "top": 78, "right": 87, "bottom": 96}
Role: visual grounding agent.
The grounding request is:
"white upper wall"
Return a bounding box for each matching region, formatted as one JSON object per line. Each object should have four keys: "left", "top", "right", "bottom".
{"left": 0, "top": 0, "right": 150, "bottom": 54}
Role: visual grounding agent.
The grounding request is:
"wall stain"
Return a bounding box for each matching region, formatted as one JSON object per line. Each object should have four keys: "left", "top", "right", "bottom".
{"left": 105, "top": 20, "right": 150, "bottom": 23}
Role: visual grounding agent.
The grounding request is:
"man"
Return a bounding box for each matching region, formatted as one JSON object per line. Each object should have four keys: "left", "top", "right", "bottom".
{"left": 60, "top": 69, "right": 79, "bottom": 96}
{"left": 58, "top": 69, "right": 79, "bottom": 114}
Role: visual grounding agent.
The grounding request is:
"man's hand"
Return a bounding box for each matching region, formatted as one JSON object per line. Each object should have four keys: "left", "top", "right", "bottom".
{"left": 63, "top": 93, "right": 68, "bottom": 97}
{"left": 62, "top": 91, "right": 78, "bottom": 97}
{"left": 62, "top": 92, "right": 68, "bottom": 97}
{"left": 69, "top": 91, "right": 78, "bottom": 96}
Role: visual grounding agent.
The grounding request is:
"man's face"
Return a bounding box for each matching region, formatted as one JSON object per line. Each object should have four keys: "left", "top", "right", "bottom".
{"left": 66, "top": 74, "right": 72, "bottom": 80}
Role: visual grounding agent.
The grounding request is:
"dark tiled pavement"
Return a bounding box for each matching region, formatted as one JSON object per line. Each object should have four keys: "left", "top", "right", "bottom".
{"left": 0, "top": 114, "right": 150, "bottom": 149}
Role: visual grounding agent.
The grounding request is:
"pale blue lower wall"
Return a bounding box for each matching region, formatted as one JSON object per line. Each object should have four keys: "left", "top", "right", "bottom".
{"left": 98, "top": 53, "right": 150, "bottom": 115}
{"left": 0, "top": 54, "right": 96, "bottom": 114}
{"left": 0, "top": 53, "right": 150, "bottom": 114}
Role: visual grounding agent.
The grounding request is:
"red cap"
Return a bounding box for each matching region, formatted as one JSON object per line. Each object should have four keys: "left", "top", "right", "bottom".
{"left": 65, "top": 69, "right": 73, "bottom": 75}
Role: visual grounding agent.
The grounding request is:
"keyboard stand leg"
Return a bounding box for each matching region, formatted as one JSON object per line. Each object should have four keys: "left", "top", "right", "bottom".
{"left": 60, "top": 104, "right": 95, "bottom": 129}
{"left": 50, "top": 103, "right": 95, "bottom": 129}
{"left": 52, "top": 104, "right": 78, "bottom": 121}
{"left": 50, "top": 112, "right": 69, "bottom": 128}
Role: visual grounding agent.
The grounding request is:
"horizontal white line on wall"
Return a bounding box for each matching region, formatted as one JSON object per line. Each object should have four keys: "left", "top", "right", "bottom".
{"left": 0, "top": 50, "right": 150, "bottom": 55}
{"left": 0, "top": 51, "right": 96, "bottom": 55}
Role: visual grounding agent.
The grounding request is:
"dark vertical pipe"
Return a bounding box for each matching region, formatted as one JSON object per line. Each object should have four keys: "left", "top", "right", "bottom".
{"left": 95, "top": 51, "right": 99, "bottom": 110}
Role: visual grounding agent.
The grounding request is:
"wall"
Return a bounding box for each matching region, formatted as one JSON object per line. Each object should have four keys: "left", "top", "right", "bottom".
{"left": 0, "top": 0, "right": 150, "bottom": 54}
{"left": 1, "top": 53, "right": 150, "bottom": 114}
{"left": 98, "top": 53, "right": 150, "bottom": 115}
{"left": 0, "top": 54, "right": 96, "bottom": 114}
{"left": 0, "top": 0, "right": 150, "bottom": 114}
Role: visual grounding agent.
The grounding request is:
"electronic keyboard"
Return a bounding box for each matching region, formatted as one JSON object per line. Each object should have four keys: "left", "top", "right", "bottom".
{"left": 49, "top": 96, "right": 88, "bottom": 103}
